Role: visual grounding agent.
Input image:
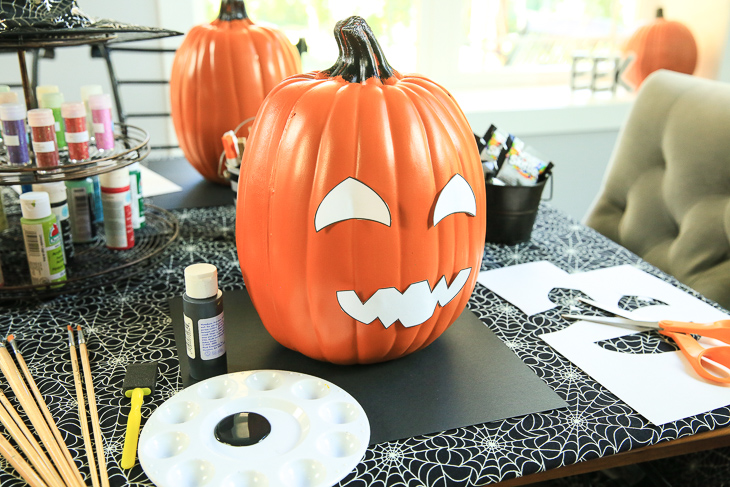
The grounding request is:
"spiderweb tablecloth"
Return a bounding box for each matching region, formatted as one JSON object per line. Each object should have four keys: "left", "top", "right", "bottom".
{"left": 0, "top": 203, "right": 728, "bottom": 487}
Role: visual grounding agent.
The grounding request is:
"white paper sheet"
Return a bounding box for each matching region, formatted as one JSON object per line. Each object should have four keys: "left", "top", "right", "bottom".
{"left": 476, "top": 261, "right": 572, "bottom": 315}
{"left": 139, "top": 165, "right": 182, "bottom": 197}
{"left": 542, "top": 320, "right": 730, "bottom": 425}
{"left": 478, "top": 261, "right": 730, "bottom": 425}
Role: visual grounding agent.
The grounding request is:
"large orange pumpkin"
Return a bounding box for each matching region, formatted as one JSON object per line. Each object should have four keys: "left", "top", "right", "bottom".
{"left": 623, "top": 8, "right": 697, "bottom": 89}
{"left": 170, "top": 0, "right": 301, "bottom": 184}
{"left": 236, "top": 17, "right": 486, "bottom": 365}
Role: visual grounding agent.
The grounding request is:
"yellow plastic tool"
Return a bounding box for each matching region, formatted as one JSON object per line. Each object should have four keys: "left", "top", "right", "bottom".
{"left": 121, "top": 362, "right": 158, "bottom": 469}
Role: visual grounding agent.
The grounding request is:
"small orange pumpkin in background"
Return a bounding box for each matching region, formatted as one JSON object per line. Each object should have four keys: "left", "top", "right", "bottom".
{"left": 236, "top": 17, "right": 486, "bottom": 365}
{"left": 170, "top": 0, "right": 301, "bottom": 184}
{"left": 623, "top": 7, "right": 697, "bottom": 89}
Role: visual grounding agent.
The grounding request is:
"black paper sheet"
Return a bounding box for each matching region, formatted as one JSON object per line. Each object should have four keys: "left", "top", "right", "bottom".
{"left": 169, "top": 288, "right": 567, "bottom": 445}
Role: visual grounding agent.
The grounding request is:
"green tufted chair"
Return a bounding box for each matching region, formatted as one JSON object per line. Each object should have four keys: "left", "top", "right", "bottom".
{"left": 585, "top": 69, "right": 730, "bottom": 310}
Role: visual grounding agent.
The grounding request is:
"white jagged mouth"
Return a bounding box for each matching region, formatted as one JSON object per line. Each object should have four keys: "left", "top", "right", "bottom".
{"left": 336, "top": 267, "right": 472, "bottom": 328}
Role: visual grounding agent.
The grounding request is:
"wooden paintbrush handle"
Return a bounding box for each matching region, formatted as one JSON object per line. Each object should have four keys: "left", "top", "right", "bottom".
{"left": 0, "top": 432, "right": 49, "bottom": 487}
{"left": 69, "top": 343, "right": 100, "bottom": 487}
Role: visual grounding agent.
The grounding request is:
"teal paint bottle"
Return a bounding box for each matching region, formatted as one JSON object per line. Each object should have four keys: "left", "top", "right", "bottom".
{"left": 19, "top": 192, "right": 67, "bottom": 287}
{"left": 66, "top": 178, "right": 97, "bottom": 243}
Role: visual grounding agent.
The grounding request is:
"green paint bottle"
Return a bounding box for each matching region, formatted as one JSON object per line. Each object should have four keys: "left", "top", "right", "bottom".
{"left": 19, "top": 191, "right": 67, "bottom": 287}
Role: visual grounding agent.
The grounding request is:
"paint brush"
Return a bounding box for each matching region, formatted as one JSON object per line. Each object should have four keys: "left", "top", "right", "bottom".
{"left": 67, "top": 326, "right": 100, "bottom": 487}
{"left": 0, "top": 432, "right": 48, "bottom": 487}
{"left": 77, "top": 326, "right": 109, "bottom": 487}
{"left": 7, "top": 334, "right": 87, "bottom": 487}
{"left": 0, "top": 341, "right": 81, "bottom": 486}
{"left": 0, "top": 390, "right": 64, "bottom": 487}
{"left": 121, "top": 362, "right": 158, "bottom": 469}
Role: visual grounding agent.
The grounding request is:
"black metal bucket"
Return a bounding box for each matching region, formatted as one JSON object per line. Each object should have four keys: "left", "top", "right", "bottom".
{"left": 485, "top": 176, "right": 550, "bottom": 245}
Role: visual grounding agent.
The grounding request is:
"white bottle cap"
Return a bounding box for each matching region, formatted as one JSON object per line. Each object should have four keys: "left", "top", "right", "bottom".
{"left": 0, "top": 103, "right": 25, "bottom": 121}
{"left": 40, "top": 92, "right": 64, "bottom": 109}
{"left": 27, "top": 108, "right": 55, "bottom": 127}
{"left": 35, "top": 85, "right": 59, "bottom": 102}
{"left": 32, "top": 182, "right": 67, "bottom": 204}
{"left": 88, "top": 93, "right": 112, "bottom": 110}
{"left": 99, "top": 168, "right": 130, "bottom": 189}
{"left": 61, "top": 101, "right": 86, "bottom": 119}
{"left": 80, "top": 85, "right": 103, "bottom": 102}
{"left": 0, "top": 92, "right": 18, "bottom": 105}
{"left": 20, "top": 191, "right": 52, "bottom": 220}
{"left": 184, "top": 263, "right": 219, "bottom": 299}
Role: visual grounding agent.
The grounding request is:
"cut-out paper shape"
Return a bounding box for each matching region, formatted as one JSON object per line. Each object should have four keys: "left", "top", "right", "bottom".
{"left": 314, "top": 177, "right": 391, "bottom": 231}
{"left": 337, "top": 267, "right": 472, "bottom": 328}
{"left": 541, "top": 317, "right": 730, "bottom": 425}
{"left": 477, "top": 262, "right": 720, "bottom": 322}
{"left": 433, "top": 174, "right": 477, "bottom": 226}
{"left": 477, "top": 261, "right": 572, "bottom": 316}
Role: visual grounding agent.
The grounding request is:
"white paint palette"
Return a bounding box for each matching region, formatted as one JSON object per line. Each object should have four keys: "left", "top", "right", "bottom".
{"left": 138, "top": 370, "right": 370, "bottom": 487}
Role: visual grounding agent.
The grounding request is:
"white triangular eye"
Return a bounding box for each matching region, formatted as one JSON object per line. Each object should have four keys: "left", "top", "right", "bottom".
{"left": 315, "top": 178, "right": 391, "bottom": 232}
{"left": 433, "top": 174, "right": 477, "bottom": 226}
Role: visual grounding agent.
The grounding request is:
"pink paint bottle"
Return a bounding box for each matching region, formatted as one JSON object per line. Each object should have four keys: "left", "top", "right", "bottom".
{"left": 88, "top": 93, "right": 115, "bottom": 151}
{"left": 61, "top": 102, "right": 90, "bottom": 161}
{"left": 27, "top": 108, "right": 59, "bottom": 168}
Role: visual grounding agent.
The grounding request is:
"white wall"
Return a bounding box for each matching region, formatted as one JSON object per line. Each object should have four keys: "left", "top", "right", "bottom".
{"left": 3, "top": 0, "right": 730, "bottom": 221}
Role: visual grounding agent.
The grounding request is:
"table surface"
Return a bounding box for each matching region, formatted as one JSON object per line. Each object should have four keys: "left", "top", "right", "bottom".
{"left": 1, "top": 163, "right": 729, "bottom": 487}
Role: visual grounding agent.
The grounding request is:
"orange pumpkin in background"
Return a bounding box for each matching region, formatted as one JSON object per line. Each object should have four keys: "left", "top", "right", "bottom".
{"left": 170, "top": 0, "right": 301, "bottom": 184}
{"left": 623, "top": 8, "right": 697, "bottom": 89}
{"left": 236, "top": 17, "right": 486, "bottom": 365}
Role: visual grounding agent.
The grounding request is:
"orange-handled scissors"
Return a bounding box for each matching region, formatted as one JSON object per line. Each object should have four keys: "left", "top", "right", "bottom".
{"left": 562, "top": 298, "right": 730, "bottom": 384}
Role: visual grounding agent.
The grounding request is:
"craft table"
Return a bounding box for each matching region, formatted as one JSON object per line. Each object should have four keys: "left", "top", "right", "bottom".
{"left": 0, "top": 159, "right": 729, "bottom": 487}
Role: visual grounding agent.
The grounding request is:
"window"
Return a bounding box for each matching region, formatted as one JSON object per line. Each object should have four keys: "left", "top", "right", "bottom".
{"left": 201, "top": 0, "right": 638, "bottom": 89}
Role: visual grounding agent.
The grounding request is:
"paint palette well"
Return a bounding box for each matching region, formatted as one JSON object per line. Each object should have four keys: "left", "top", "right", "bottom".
{"left": 138, "top": 370, "right": 370, "bottom": 487}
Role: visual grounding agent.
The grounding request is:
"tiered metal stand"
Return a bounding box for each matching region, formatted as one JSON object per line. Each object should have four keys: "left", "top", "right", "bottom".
{"left": 0, "top": 31, "right": 180, "bottom": 301}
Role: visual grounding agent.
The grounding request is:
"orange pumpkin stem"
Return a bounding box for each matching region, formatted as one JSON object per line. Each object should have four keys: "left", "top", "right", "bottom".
{"left": 324, "top": 16, "right": 396, "bottom": 83}
{"left": 218, "top": 0, "right": 248, "bottom": 21}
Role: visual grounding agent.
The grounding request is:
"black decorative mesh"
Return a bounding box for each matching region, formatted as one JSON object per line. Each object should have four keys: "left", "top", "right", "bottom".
{"left": 0, "top": 0, "right": 181, "bottom": 45}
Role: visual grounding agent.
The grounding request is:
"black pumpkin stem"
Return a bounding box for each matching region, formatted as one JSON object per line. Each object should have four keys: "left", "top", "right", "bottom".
{"left": 218, "top": 0, "right": 248, "bottom": 21}
{"left": 324, "top": 16, "right": 396, "bottom": 83}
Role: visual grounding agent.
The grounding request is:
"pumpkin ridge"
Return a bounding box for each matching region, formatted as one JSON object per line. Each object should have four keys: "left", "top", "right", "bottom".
{"left": 320, "top": 83, "right": 366, "bottom": 362}
{"left": 354, "top": 84, "right": 402, "bottom": 361}
{"left": 194, "top": 28, "right": 216, "bottom": 180}
{"left": 411, "top": 79, "right": 483, "bottom": 314}
{"left": 383, "top": 85, "right": 432, "bottom": 356}
{"left": 232, "top": 25, "right": 265, "bottom": 130}
{"left": 266, "top": 82, "right": 344, "bottom": 360}
{"left": 251, "top": 26, "right": 291, "bottom": 91}
{"left": 398, "top": 84, "right": 462, "bottom": 354}
{"left": 306, "top": 82, "right": 358, "bottom": 362}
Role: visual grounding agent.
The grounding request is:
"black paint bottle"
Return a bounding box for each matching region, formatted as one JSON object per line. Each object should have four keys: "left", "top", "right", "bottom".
{"left": 182, "top": 263, "right": 227, "bottom": 380}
